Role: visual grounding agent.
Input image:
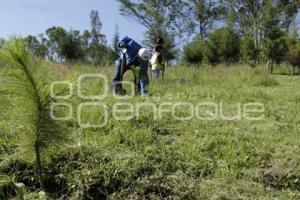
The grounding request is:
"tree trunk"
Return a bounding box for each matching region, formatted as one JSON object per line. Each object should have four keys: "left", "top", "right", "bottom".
{"left": 253, "top": 19, "right": 259, "bottom": 65}
{"left": 35, "top": 105, "right": 44, "bottom": 190}
{"left": 290, "top": 66, "right": 294, "bottom": 81}
{"left": 200, "top": 22, "right": 205, "bottom": 38}
{"left": 253, "top": 19, "right": 258, "bottom": 50}
{"left": 285, "top": 17, "right": 290, "bottom": 35}
{"left": 270, "top": 64, "right": 273, "bottom": 74}
{"left": 35, "top": 138, "right": 44, "bottom": 190}
{"left": 267, "top": 59, "right": 273, "bottom": 74}
{"left": 225, "top": 59, "right": 230, "bottom": 67}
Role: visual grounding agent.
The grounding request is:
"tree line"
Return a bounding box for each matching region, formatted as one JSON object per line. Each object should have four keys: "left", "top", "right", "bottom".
{"left": 0, "top": 10, "right": 120, "bottom": 65}
{"left": 180, "top": 0, "right": 299, "bottom": 72}
{"left": 181, "top": 0, "right": 299, "bottom": 72}
{"left": 117, "top": 0, "right": 300, "bottom": 73}
{"left": 0, "top": 1, "right": 299, "bottom": 72}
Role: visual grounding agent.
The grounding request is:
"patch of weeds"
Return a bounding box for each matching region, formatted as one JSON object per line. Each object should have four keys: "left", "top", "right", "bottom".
{"left": 260, "top": 161, "right": 300, "bottom": 191}
{"left": 254, "top": 75, "right": 279, "bottom": 87}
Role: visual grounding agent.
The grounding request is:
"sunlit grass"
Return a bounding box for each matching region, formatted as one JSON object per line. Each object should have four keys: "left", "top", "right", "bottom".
{"left": 1, "top": 60, "right": 300, "bottom": 199}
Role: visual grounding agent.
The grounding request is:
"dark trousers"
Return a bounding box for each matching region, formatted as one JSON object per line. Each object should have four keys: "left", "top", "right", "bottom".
{"left": 112, "top": 56, "right": 149, "bottom": 95}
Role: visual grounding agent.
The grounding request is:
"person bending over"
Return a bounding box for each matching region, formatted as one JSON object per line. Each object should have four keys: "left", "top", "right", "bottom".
{"left": 112, "top": 36, "right": 150, "bottom": 96}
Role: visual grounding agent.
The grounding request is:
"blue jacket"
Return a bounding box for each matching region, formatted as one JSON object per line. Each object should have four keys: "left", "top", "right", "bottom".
{"left": 119, "top": 36, "right": 142, "bottom": 65}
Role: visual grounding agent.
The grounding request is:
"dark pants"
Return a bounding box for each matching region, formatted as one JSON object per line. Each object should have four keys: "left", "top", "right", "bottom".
{"left": 112, "top": 56, "right": 149, "bottom": 95}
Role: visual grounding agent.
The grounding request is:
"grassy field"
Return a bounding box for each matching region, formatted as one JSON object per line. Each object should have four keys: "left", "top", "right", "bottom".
{"left": 1, "top": 62, "right": 300, "bottom": 199}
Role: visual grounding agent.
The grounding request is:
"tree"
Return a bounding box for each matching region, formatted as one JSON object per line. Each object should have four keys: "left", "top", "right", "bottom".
{"left": 191, "top": 0, "right": 224, "bottom": 38}
{"left": 117, "top": 0, "right": 193, "bottom": 61}
{"left": 261, "top": 0, "right": 287, "bottom": 73}
{"left": 111, "top": 25, "right": 120, "bottom": 60}
{"left": 36, "top": 34, "right": 49, "bottom": 59}
{"left": 0, "top": 39, "right": 66, "bottom": 190}
{"left": 60, "top": 30, "right": 84, "bottom": 61}
{"left": 201, "top": 27, "right": 240, "bottom": 66}
{"left": 24, "top": 35, "right": 39, "bottom": 53}
{"left": 81, "top": 30, "right": 91, "bottom": 62}
{"left": 286, "top": 26, "right": 300, "bottom": 74}
{"left": 90, "top": 10, "right": 106, "bottom": 46}
{"left": 46, "top": 26, "right": 68, "bottom": 61}
{"left": 24, "top": 35, "right": 47, "bottom": 58}
{"left": 214, "top": 27, "right": 240, "bottom": 66}
{"left": 118, "top": 0, "right": 193, "bottom": 39}
{"left": 0, "top": 38, "right": 6, "bottom": 49}
{"left": 24, "top": 35, "right": 49, "bottom": 59}
{"left": 240, "top": 35, "right": 259, "bottom": 67}
{"left": 203, "top": 36, "right": 220, "bottom": 66}
{"left": 222, "top": 0, "right": 264, "bottom": 58}
{"left": 278, "top": 0, "right": 298, "bottom": 34}
{"left": 286, "top": 23, "right": 298, "bottom": 48}
{"left": 287, "top": 40, "right": 300, "bottom": 74}
{"left": 89, "top": 10, "right": 108, "bottom": 64}
{"left": 45, "top": 27, "right": 85, "bottom": 61}
{"left": 183, "top": 36, "right": 204, "bottom": 67}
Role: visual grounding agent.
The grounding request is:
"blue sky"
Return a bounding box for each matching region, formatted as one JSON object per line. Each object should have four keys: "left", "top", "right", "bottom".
{"left": 0, "top": 0, "right": 146, "bottom": 44}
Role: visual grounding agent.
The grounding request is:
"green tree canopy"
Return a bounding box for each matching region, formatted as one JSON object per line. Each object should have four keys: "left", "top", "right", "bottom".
{"left": 183, "top": 36, "right": 204, "bottom": 66}
{"left": 261, "top": 0, "right": 287, "bottom": 73}
{"left": 117, "top": 0, "right": 194, "bottom": 61}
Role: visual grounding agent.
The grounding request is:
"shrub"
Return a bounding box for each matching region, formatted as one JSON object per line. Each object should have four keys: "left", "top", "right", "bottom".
{"left": 240, "top": 36, "right": 259, "bottom": 68}
{"left": 203, "top": 37, "right": 220, "bottom": 67}
{"left": 204, "top": 27, "right": 240, "bottom": 66}
{"left": 215, "top": 27, "right": 240, "bottom": 65}
{"left": 262, "top": 34, "right": 287, "bottom": 73}
{"left": 254, "top": 75, "right": 279, "bottom": 87}
{"left": 287, "top": 39, "right": 300, "bottom": 72}
{"left": 183, "top": 36, "right": 204, "bottom": 67}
